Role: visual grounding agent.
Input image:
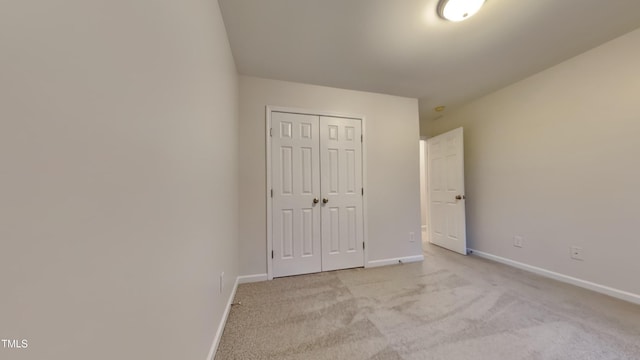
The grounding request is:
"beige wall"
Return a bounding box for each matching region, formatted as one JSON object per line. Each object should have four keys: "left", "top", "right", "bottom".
{"left": 239, "top": 76, "right": 423, "bottom": 276}
{"left": 423, "top": 28, "right": 640, "bottom": 296}
{"left": 0, "top": 1, "right": 239, "bottom": 359}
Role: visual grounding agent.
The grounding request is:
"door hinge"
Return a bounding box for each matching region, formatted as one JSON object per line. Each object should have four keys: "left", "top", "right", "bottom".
{"left": 271, "top": 250, "right": 274, "bottom": 259}
{"left": 363, "top": 242, "right": 365, "bottom": 250}
{"left": 361, "top": 188, "right": 364, "bottom": 196}
{"left": 270, "top": 128, "right": 273, "bottom": 137}
{"left": 271, "top": 189, "right": 273, "bottom": 198}
{"left": 361, "top": 134, "right": 363, "bottom": 142}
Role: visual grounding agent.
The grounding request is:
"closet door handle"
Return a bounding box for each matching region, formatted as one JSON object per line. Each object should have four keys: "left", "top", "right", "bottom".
{"left": 313, "top": 198, "right": 319, "bottom": 204}
{"left": 322, "top": 198, "right": 329, "bottom": 204}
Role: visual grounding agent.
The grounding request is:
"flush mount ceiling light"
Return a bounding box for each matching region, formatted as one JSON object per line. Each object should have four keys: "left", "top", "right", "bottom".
{"left": 438, "top": 0, "right": 486, "bottom": 22}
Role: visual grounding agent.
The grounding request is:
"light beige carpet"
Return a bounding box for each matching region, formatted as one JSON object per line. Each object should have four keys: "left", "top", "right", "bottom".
{"left": 215, "top": 245, "right": 640, "bottom": 359}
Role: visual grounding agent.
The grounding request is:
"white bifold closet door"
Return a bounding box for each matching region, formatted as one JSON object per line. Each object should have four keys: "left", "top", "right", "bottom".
{"left": 319, "top": 116, "right": 363, "bottom": 272}
{"left": 271, "top": 111, "right": 364, "bottom": 278}
{"left": 271, "top": 112, "right": 322, "bottom": 277}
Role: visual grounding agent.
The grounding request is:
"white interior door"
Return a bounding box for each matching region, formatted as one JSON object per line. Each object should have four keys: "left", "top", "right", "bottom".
{"left": 271, "top": 112, "right": 322, "bottom": 277}
{"left": 427, "top": 127, "right": 467, "bottom": 255}
{"left": 320, "top": 116, "right": 364, "bottom": 271}
{"left": 419, "top": 139, "right": 429, "bottom": 243}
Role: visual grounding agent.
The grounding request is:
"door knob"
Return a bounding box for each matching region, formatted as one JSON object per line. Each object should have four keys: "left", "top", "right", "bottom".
{"left": 313, "top": 198, "right": 319, "bottom": 204}
{"left": 455, "top": 195, "right": 466, "bottom": 200}
{"left": 322, "top": 198, "right": 329, "bottom": 204}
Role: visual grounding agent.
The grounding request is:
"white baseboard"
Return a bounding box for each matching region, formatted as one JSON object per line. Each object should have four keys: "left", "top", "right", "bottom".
{"left": 238, "top": 273, "right": 268, "bottom": 284}
{"left": 367, "top": 254, "right": 424, "bottom": 268}
{"left": 206, "top": 276, "right": 240, "bottom": 360}
{"left": 470, "top": 249, "right": 640, "bottom": 306}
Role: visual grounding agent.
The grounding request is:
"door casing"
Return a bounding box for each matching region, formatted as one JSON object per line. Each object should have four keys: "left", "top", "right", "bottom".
{"left": 266, "top": 106, "right": 369, "bottom": 280}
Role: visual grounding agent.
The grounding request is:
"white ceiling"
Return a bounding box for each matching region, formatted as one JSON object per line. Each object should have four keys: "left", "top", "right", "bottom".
{"left": 218, "top": 0, "right": 640, "bottom": 121}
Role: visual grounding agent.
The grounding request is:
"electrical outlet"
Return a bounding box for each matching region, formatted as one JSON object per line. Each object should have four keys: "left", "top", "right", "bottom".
{"left": 409, "top": 232, "right": 415, "bottom": 242}
{"left": 220, "top": 272, "right": 224, "bottom": 293}
{"left": 513, "top": 235, "right": 524, "bottom": 248}
{"left": 570, "top": 247, "right": 584, "bottom": 261}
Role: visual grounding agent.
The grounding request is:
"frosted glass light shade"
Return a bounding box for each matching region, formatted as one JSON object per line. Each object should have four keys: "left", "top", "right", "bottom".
{"left": 438, "top": 0, "right": 486, "bottom": 22}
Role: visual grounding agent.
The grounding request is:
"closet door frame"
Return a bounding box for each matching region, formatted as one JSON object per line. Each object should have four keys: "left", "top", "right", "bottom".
{"left": 266, "top": 106, "right": 369, "bottom": 280}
